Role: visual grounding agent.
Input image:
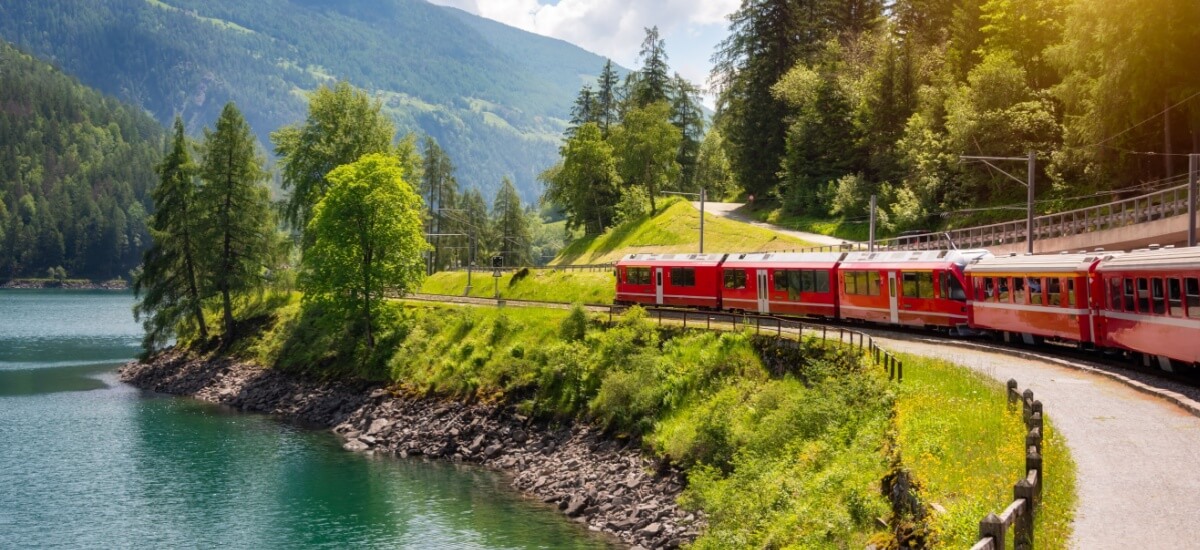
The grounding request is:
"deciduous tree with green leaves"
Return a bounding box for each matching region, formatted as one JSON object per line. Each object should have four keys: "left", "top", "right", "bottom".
{"left": 197, "top": 103, "right": 277, "bottom": 342}
{"left": 302, "top": 153, "right": 428, "bottom": 350}
{"left": 610, "top": 101, "right": 682, "bottom": 215}
{"left": 134, "top": 117, "right": 208, "bottom": 352}
{"left": 541, "top": 122, "right": 620, "bottom": 235}
{"left": 273, "top": 81, "right": 395, "bottom": 234}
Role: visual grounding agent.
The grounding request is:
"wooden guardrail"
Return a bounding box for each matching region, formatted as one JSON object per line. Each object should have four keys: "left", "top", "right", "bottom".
{"left": 970, "top": 379, "right": 1044, "bottom": 550}
{"left": 878, "top": 181, "right": 1193, "bottom": 251}
{"left": 610, "top": 305, "right": 905, "bottom": 382}
{"left": 445, "top": 263, "right": 616, "bottom": 273}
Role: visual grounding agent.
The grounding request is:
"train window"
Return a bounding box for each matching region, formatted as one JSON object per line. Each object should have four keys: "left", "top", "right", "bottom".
{"left": 1047, "top": 278, "right": 1062, "bottom": 306}
{"left": 868, "top": 272, "right": 881, "bottom": 296}
{"left": 774, "top": 270, "right": 789, "bottom": 292}
{"left": 941, "top": 273, "right": 967, "bottom": 301}
{"left": 815, "top": 271, "right": 830, "bottom": 293}
{"left": 1168, "top": 278, "right": 1184, "bottom": 318}
{"left": 999, "top": 278, "right": 1010, "bottom": 302}
{"left": 1136, "top": 278, "right": 1150, "bottom": 313}
{"left": 1123, "top": 278, "right": 1136, "bottom": 311}
{"left": 984, "top": 278, "right": 996, "bottom": 301}
{"left": 1108, "top": 278, "right": 1121, "bottom": 310}
{"left": 1150, "top": 278, "right": 1166, "bottom": 315}
{"left": 902, "top": 272, "right": 918, "bottom": 297}
{"left": 1068, "top": 279, "right": 1077, "bottom": 308}
{"left": 626, "top": 267, "right": 651, "bottom": 285}
{"left": 901, "top": 272, "right": 935, "bottom": 299}
{"left": 1013, "top": 277, "right": 1026, "bottom": 304}
{"left": 797, "top": 270, "right": 813, "bottom": 293}
{"left": 857, "top": 271, "right": 869, "bottom": 295}
{"left": 724, "top": 269, "right": 747, "bottom": 290}
{"left": 1188, "top": 278, "right": 1200, "bottom": 319}
{"left": 1029, "top": 277, "right": 1043, "bottom": 306}
{"left": 670, "top": 267, "right": 695, "bottom": 287}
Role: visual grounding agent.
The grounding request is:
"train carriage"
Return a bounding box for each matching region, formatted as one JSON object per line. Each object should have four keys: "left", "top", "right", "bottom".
{"left": 719, "top": 252, "right": 844, "bottom": 316}
{"left": 1095, "top": 247, "right": 1200, "bottom": 371}
{"left": 838, "top": 249, "right": 989, "bottom": 332}
{"left": 615, "top": 253, "right": 726, "bottom": 308}
{"left": 965, "top": 252, "right": 1109, "bottom": 345}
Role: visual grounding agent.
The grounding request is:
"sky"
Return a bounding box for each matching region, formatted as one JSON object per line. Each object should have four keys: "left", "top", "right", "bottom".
{"left": 425, "top": 0, "right": 740, "bottom": 106}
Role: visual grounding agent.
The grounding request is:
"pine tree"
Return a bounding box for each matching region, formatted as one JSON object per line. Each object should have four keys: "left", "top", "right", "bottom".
{"left": 632, "top": 27, "right": 672, "bottom": 108}
{"left": 420, "top": 137, "right": 458, "bottom": 274}
{"left": 670, "top": 74, "right": 706, "bottom": 192}
{"left": 596, "top": 59, "right": 621, "bottom": 138}
{"left": 491, "top": 178, "right": 532, "bottom": 267}
{"left": 134, "top": 117, "right": 208, "bottom": 352}
{"left": 197, "top": 103, "right": 276, "bottom": 342}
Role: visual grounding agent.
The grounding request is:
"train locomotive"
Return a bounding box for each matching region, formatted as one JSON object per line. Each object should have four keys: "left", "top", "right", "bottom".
{"left": 615, "top": 246, "right": 1200, "bottom": 373}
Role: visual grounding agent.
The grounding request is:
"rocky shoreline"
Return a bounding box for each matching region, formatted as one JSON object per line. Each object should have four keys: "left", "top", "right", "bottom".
{"left": 119, "top": 351, "right": 702, "bottom": 549}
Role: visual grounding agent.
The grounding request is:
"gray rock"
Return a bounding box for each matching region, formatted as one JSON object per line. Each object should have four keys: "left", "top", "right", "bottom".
{"left": 565, "top": 494, "right": 588, "bottom": 517}
{"left": 343, "top": 440, "right": 369, "bottom": 452}
{"left": 640, "top": 522, "right": 663, "bottom": 536}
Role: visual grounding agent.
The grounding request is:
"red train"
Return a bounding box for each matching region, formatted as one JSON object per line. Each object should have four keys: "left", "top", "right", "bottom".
{"left": 616, "top": 246, "right": 1200, "bottom": 373}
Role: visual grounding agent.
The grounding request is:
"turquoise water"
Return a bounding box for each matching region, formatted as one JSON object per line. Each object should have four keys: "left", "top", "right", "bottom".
{"left": 0, "top": 290, "right": 610, "bottom": 549}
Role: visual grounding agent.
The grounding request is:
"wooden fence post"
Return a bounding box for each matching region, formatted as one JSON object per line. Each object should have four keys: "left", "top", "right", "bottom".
{"left": 898, "top": 360, "right": 903, "bottom": 382}
{"left": 1013, "top": 479, "right": 1036, "bottom": 550}
{"left": 1026, "top": 447, "right": 1043, "bottom": 495}
{"left": 979, "top": 513, "right": 1005, "bottom": 549}
{"left": 1007, "top": 379, "right": 1019, "bottom": 408}
{"left": 1026, "top": 427, "right": 1042, "bottom": 456}
{"left": 1022, "top": 389, "right": 1034, "bottom": 423}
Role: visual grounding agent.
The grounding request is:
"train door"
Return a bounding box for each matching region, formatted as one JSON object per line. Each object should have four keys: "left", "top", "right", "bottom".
{"left": 887, "top": 271, "right": 899, "bottom": 324}
{"left": 654, "top": 268, "right": 664, "bottom": 305}
{"left": 757, "top": 269, "right": 770, "bottom": 313}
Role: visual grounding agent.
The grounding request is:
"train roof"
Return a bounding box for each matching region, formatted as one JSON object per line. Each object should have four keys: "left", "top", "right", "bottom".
{"left": 839, "top": 249, "right": 991, "bottom": 268}
{"left": 617, "top": 252, "right": 726, "bottom": 266}
{"left": 1096, "top": 246, "right": 1200, "bottom": 272}
{"left": 721, "top": 251, "right": 845, "bottom": 268}
{"left": 966, "top": 252, "right": 1111, "bottom": 274}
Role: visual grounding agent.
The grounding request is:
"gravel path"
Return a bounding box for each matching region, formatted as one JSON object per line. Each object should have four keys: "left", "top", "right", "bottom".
{"left": 869, "top": 335, "right": 1200, "bottom": 549}
{"left": 692, "top": 202, "right": 853, "bottom": 247}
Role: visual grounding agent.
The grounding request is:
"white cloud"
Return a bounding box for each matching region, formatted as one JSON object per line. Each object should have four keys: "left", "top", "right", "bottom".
{"left": 429, "top": 0, "right": 739, "bottom": 98}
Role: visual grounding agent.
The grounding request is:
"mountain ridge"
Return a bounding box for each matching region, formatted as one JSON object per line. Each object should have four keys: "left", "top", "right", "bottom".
{"left": 0, "top": 0, "right": 622, "bottom": 200}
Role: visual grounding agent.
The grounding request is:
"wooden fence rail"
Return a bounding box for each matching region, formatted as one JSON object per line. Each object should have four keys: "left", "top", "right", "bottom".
{"left": 970, "top": 379, "right": 1045, "bottom": 550}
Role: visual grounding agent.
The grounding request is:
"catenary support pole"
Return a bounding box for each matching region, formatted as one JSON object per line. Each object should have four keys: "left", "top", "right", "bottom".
{"left": 700, "top": 187, "right": 706, "bottom": 253}
{"left": 869, "top": 194, "right": 877, "bottom": 252}
{"left": 1027, "top": 151, "right": 1036, "bottom": 255}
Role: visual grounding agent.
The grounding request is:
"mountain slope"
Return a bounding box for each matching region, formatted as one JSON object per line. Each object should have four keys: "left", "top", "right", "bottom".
{"left": 0, "top": 42, "right": 163, "bottom": 280}
{"left": 0, "top": 0, "right": 616, "bottom": 201}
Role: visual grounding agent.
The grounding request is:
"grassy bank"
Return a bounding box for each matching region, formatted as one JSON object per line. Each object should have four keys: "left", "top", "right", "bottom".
{"left": 746, "top": 203, "right": 875, "bottom": 242}
{"left": 554, "top": 198, "right": 816, "bottom": 265}
{"left": 419, "top": 268, "right": 615, "bottom": 304}
{"left": 192, "top": 294, "right": 1072, "bottom": 547}
{"left": 895, "top": 353, "right": 1076, "bottom": 547}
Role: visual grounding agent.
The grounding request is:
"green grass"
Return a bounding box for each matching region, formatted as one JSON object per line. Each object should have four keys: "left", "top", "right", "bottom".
{"left": 894, "top": 353, "right": 1076, "bottom": 548}
{"left": 553, "top": 197, "right": 817, "bottom": 265}
{"left": 745, "top": 201, "right": 875, "bottom": 242}
{"left": 419, "top": 269, "right": 615, "bottom": 304}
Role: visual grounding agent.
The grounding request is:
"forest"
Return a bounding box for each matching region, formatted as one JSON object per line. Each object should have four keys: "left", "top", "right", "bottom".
{"left": 545, "top": 0, "right": 1200, "bottom": 236}
{"left": 0, "top": 42, "right": 163, "bottom": 280}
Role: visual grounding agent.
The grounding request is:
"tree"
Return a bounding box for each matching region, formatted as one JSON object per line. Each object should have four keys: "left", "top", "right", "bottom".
{"left": 460, "top": 187, "right": 494, "bottom": 260}
{"left": 596, "top": 59, "right": 621, "bottom": 138}
{"left": 134, "top": 118, "right": 209, "bottom": 352}
{"left": 273, "top": 81, "right": 395, "bottom": 234}
{"left": 567, "top": 85, "right": 599, "bottom": 137}
{"left": 695, "top": 129, "right": 736, "bottom": 199}
{"left": 610, "top": 102, "right": 683, "bottom": 215}
{"left": 197, "top": 102, "right": 277, "bottom": 341}
{"left": 541, "top": 122, "right": 621, "bottom": 235}
{"left": 632, "top": 26, "right": 672, "bottom": 108}
{"left": 775, "top": 62, "right": 862, "bottom": 213}
{"left": 302, "top": 153, "right": 427, "bottom": 351}
{"left": 420, "top": 137, "right": 459, "bottom": 274}
{"left": 670, "top": 74, "right": 706, "bottom": 192}
{"left": 491, "top": 178, "right": 533, "bottom": 266}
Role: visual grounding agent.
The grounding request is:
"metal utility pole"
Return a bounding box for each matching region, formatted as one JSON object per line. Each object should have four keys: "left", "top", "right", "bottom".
{"left": 961, "top": 152, "right": 1037, "bottom": 254}
{"left": 1190, "top": 154, "right": 1198, "bottom": 247}
{"left": 869, "top": 194, "right": 877, "bottom": 252}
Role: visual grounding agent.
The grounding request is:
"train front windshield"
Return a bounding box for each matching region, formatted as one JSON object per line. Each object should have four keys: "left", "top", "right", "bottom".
{"left": 943, "top": 270, "right": 968, "bottom": 301}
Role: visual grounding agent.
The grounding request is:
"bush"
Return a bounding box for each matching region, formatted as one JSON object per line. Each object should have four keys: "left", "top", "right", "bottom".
{"left": 560, "top": 304, "right": 588, "bottom": 342}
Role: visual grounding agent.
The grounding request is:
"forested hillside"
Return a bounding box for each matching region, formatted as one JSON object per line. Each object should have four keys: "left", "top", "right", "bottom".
{"left": 0, "top": 42, "right": 163, "bottom": 280}
{"left": 0, "top": 0, "right": 616, "bottom": 201}
{"left": 705, "top": 0, "right": 1200, "bottom": 232}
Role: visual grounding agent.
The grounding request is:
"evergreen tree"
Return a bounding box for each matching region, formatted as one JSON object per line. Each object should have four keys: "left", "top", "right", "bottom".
{"left": 460, "top": 187, "right": 494, "bottom": 262}
{"left": 197, "top": 103, "right": 276, "bottom": 342}
{"left": 670, "top": 74, "right": 706, "bottom": 192}
{"left": 632, "top": 26, "right": 672, "bottom": 108}
{"left": 596, "top": 59, "right": 621, "bottom": 138}
{"left": 273, "top": 81, "right": 395, "bottom": 235}
{"left": 567, "top": 85, "right": 599, "bottom": 137}
{"left": 420, "top": 137, "right": 459, "bottom": 274}
{"left": 491, "top": 178, "right": 533, "bottom": 267}
{"left": 134, "top": 118, "right": 208, "bottom": 352}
